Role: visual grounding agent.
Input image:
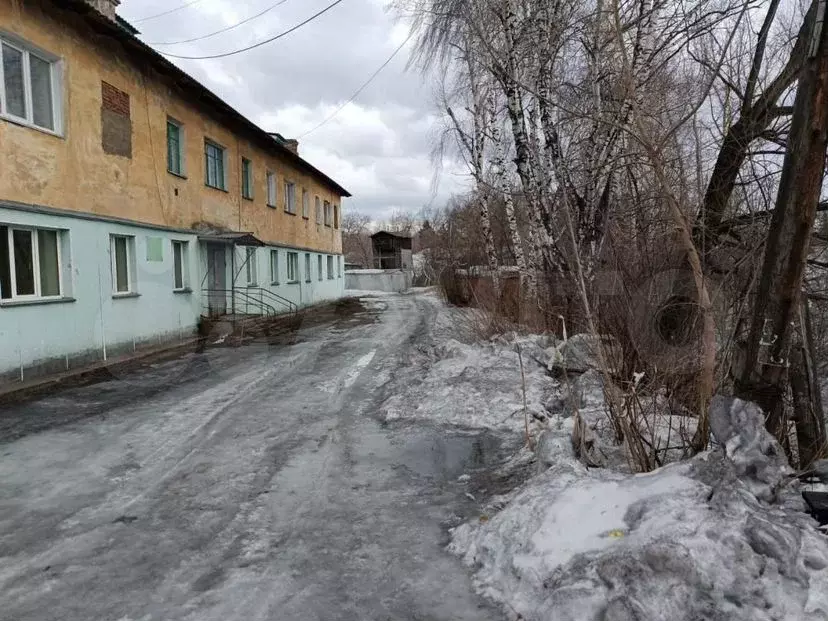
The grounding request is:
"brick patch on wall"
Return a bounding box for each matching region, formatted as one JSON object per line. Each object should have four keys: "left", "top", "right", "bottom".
{"left": 101, "top": 81, "right": 132, "bottom": 158}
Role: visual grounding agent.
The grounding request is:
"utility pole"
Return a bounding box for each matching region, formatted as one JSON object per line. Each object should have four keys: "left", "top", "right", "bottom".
{"left": 736, "top": 0, "right": 828, "bottom": 449}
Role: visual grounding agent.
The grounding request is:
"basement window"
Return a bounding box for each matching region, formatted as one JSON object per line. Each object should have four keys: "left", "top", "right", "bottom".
{"left": 0, "top": 36, "right": 62, "bottom": 134}
{"left": 0, "top": 225, "right": 62, "bottom": 300}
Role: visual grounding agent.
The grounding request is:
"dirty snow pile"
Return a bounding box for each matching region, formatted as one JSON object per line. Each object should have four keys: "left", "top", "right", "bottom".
{"left": 451, "top": 396, "right": 828, "bottom": 621}
{"left": 381, "top": 330, "right": 559, "bottom": 434}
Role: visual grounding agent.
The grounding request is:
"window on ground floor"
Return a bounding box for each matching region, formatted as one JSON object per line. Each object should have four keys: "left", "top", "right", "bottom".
{"left": 327, "top": 255, "right": 334, "bottom": 280}
{"left": 304, "top": 253, "right": 311, "bottom": 283}
{"left": 338, "top": 256, "right": 343, "bottom": 278}
{"left": 287, "top": 252, "right": 299, "bottom": 283}
{"left": 0, "top": 225, "right": 62, "bottom": 300}
{"left": 270, "top": 249, "right": 279, "bottom": 285}
{"left": 110, "top": 234, "right": 135, "bottom": 294}
{"left": 172, "top": 240, "right": 188, "bottom": 290}
{"left": 317, "top": 254, "right": 323, "bottom": 281}
{"left": 245, "top": 247, "right": 257, "bottom": 286}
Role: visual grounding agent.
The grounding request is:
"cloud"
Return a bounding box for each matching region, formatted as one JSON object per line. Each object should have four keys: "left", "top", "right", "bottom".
{"left": 121, "top": 0, "right": 460, "bottom": 221}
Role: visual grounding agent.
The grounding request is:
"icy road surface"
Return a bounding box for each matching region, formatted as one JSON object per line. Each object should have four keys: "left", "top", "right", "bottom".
{"left": 0, "top": 293, "right": 510, "bottom": 621}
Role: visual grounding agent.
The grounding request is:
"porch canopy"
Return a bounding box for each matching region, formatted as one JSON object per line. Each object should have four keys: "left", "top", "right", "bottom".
{"left": 197, "top": 232, "right": 265, "bottom": 247}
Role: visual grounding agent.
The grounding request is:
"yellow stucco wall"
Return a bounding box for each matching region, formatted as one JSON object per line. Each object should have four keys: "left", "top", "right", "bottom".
{"left": 0, "top": 0, "right": 344, "bottom": 254}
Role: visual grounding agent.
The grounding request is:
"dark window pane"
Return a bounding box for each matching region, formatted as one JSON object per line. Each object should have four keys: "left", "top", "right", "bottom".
{"left": 114, "top": 237, "right": 129, "bottom": 292}
{"left": 12, "top": 229, "right": 34, "bottom": 296}
{"left": 173, "top": 242, "right": 183, "bottom": 289}
{"left": 167, "top": 122, "right": 181, "bottom": 174}
{"left": 0, "top": 226, "right": 10, "bottom": 299}
{"left": 29, "top": 54, "right": 53, "bottom": 130}
{"left": 38, "top": 229, "right": 60, "bottom": 296}
{"left": 3, "top": 44, "right": 26, "bottom": 119}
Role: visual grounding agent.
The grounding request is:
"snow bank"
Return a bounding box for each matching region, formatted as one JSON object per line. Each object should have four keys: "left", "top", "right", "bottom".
{"left": 381, "top": 333, "right": 557, "bottom": 434}
{"left": 450, "top": 396, "right": 828, "bottom": 620}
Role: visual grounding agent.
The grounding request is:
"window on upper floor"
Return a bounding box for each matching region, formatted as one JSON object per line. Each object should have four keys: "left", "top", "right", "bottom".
{"left": 287, "top": 251, "right": 299, "bottom": 283}
{"left": 315, "top": 197, "right": 322, "bottom": 224}
{"left": 0, "top": 225, "right": 63, "bottom": 300}
{"left": 327, "top": 255, "right": 334, "bottom": 280}
{"left": 334, "top": 204, "right": 340, "bottom": 229}
{"left": 241, "top": 157, "right": 254, "bottom": 200}
{"left": 285, "top": 181, "right": 297, "bottom": 214}
{"left": 302, "top": 189, "right": 310, "bottom": 219}
{"left": 204, "top": 140, "right": 226, "bottom": 190}
{"left": 267, "top": 171, "right": 277, "bottom": 208}
{"left": 324, "top": 201, "right": 332, "bottom": 227}
{"left": 167, "top": 118, "right": 184, "bottom": 176}
{"left": 0, "top": 36, "right": 61, "bottom": 134}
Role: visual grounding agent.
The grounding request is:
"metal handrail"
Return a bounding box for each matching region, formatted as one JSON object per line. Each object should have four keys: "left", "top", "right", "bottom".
{"left": 201, "top": 288, "right": 277, "bottom": 318}
{"left": 255, "top": 287, "right": 298, "bottom": 315}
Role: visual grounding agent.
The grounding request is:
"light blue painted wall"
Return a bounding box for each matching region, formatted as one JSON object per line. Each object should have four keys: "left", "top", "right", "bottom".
{"left": 232, "top": 245, "right": 345, "bottom": 312}
{"left": 0, "top": 206, "right": 201, "bottom": 378}
{"left": 0, "top": 206, "right": 346, "bottom": 380}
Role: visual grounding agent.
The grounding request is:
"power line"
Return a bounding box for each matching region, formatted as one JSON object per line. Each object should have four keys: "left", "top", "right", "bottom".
{"left": 297, "top": 33, "right": 412, "bottom": 139}
{"left": 146, "top": 0, "right": 292, "bottom": 46}
{"left": 159, "top": 0, "right": 347, "bottom": 60}
{"left": 132, "top": 0, "right": 205, "bottom": 23}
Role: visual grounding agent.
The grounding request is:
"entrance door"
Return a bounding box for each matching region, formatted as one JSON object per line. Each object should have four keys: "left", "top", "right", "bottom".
{"left": 206, "top": 243, "right": 227, "bottom": 316}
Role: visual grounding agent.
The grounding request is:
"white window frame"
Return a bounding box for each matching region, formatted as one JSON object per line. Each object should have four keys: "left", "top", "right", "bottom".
{"left": 302, "top": 189, "right": 310, "bottom": 219}
{"left": 0, "top": 34, "right": 63, "bottom": 136}
{"left": 1, "top": 225, "right": 63, "bottom": 301}
{"left": 315, "top": 196, "right": 322, "bottom": 224}
{"left": 286, "top": 251, "right": 299, "bottom": 283}
{"left": 324, "top": 201, "right": 332, "bottom": 227}
{"left": 317, "top": 254, "right": 323, "bottom": 281}
{"left": 327, "top": 255, "right": 334, "bottom": 280}
{"left": 304, "top": 253, "right": 311, "bottom": 283}
{"left": 267, "top": 171, "right": 277, "bottom": 208}
{"left": 285, "top": 181, "right": 297, "bottom": 214}
{"left": 270, "top": 249, "right": 279, "bottom": 285}
{"left": 172, "top": 240, "right": 188, "bottom": 291}
{"left": 110, "top": 234, "right": 135, "bottom": 295}
{"left": 245, "top": 247, "right": 257, "bottom": 286}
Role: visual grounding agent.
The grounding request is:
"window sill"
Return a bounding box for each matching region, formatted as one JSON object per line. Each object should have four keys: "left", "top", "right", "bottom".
{"left": 112, "top": 292, "right": 140, "bottom": 299}
{"left": 286, "top": 280, "right": 299, "bottom": 285}
{"left": 173, "top": 287, "right": 192, "bottom": 294}
{"left": 302, "top": 216, "right": 309, "bottom": 220}
{"left": 205, "top": 183, "right": 228, "bottom": 193}
{"left": 245, "top": 284, "right": 259, "bottom": 288}
{"left": 1, "top": 113, "right": 63, "bottom": 139}
{"left": 0, "top": 296, "right": 75, "bottom": 308}
{"left": 267, "top": 203, "right": 277, "bottom": 209}
{"left": 271, "top": 282, "right": 280, "bottom": 286}
{"left": 168, "top": 170, "right": 187, "bottom": 180}
{"left": 285, "top": 211, "right": 297, "bottom": 216}
{"left": 242, "top": 195, "right": 254, "bottom": 202}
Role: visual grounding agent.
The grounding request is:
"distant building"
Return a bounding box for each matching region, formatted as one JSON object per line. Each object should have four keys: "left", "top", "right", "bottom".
{"left": 0, "top": 0, "right": 351, "bottom": 382}
{"left": 371, "top": 232, "right": 412, "bottom": 270}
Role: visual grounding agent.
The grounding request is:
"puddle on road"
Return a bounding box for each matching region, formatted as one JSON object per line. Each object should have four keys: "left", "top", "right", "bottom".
{"left": 395, "top": 428, "right": 505, "bottom": 481}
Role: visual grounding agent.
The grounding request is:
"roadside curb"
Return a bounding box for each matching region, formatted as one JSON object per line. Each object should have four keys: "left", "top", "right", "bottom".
{"left": 0, "top": 337, "right": 204, "bottom": 406}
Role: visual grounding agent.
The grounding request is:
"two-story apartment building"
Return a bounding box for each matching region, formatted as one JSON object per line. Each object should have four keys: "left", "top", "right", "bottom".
{"left": 0, "top": 0, "right": 350, "bottom": 382}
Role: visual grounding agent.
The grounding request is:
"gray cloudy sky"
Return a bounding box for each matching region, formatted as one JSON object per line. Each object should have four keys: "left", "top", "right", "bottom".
{"left": 119, "top": 0, "right": 466, "bottom": 221}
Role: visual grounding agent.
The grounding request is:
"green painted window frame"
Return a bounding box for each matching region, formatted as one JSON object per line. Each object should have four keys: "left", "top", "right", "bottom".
{"left": 204, "top": 140, "right": 226, "bottom": 190}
